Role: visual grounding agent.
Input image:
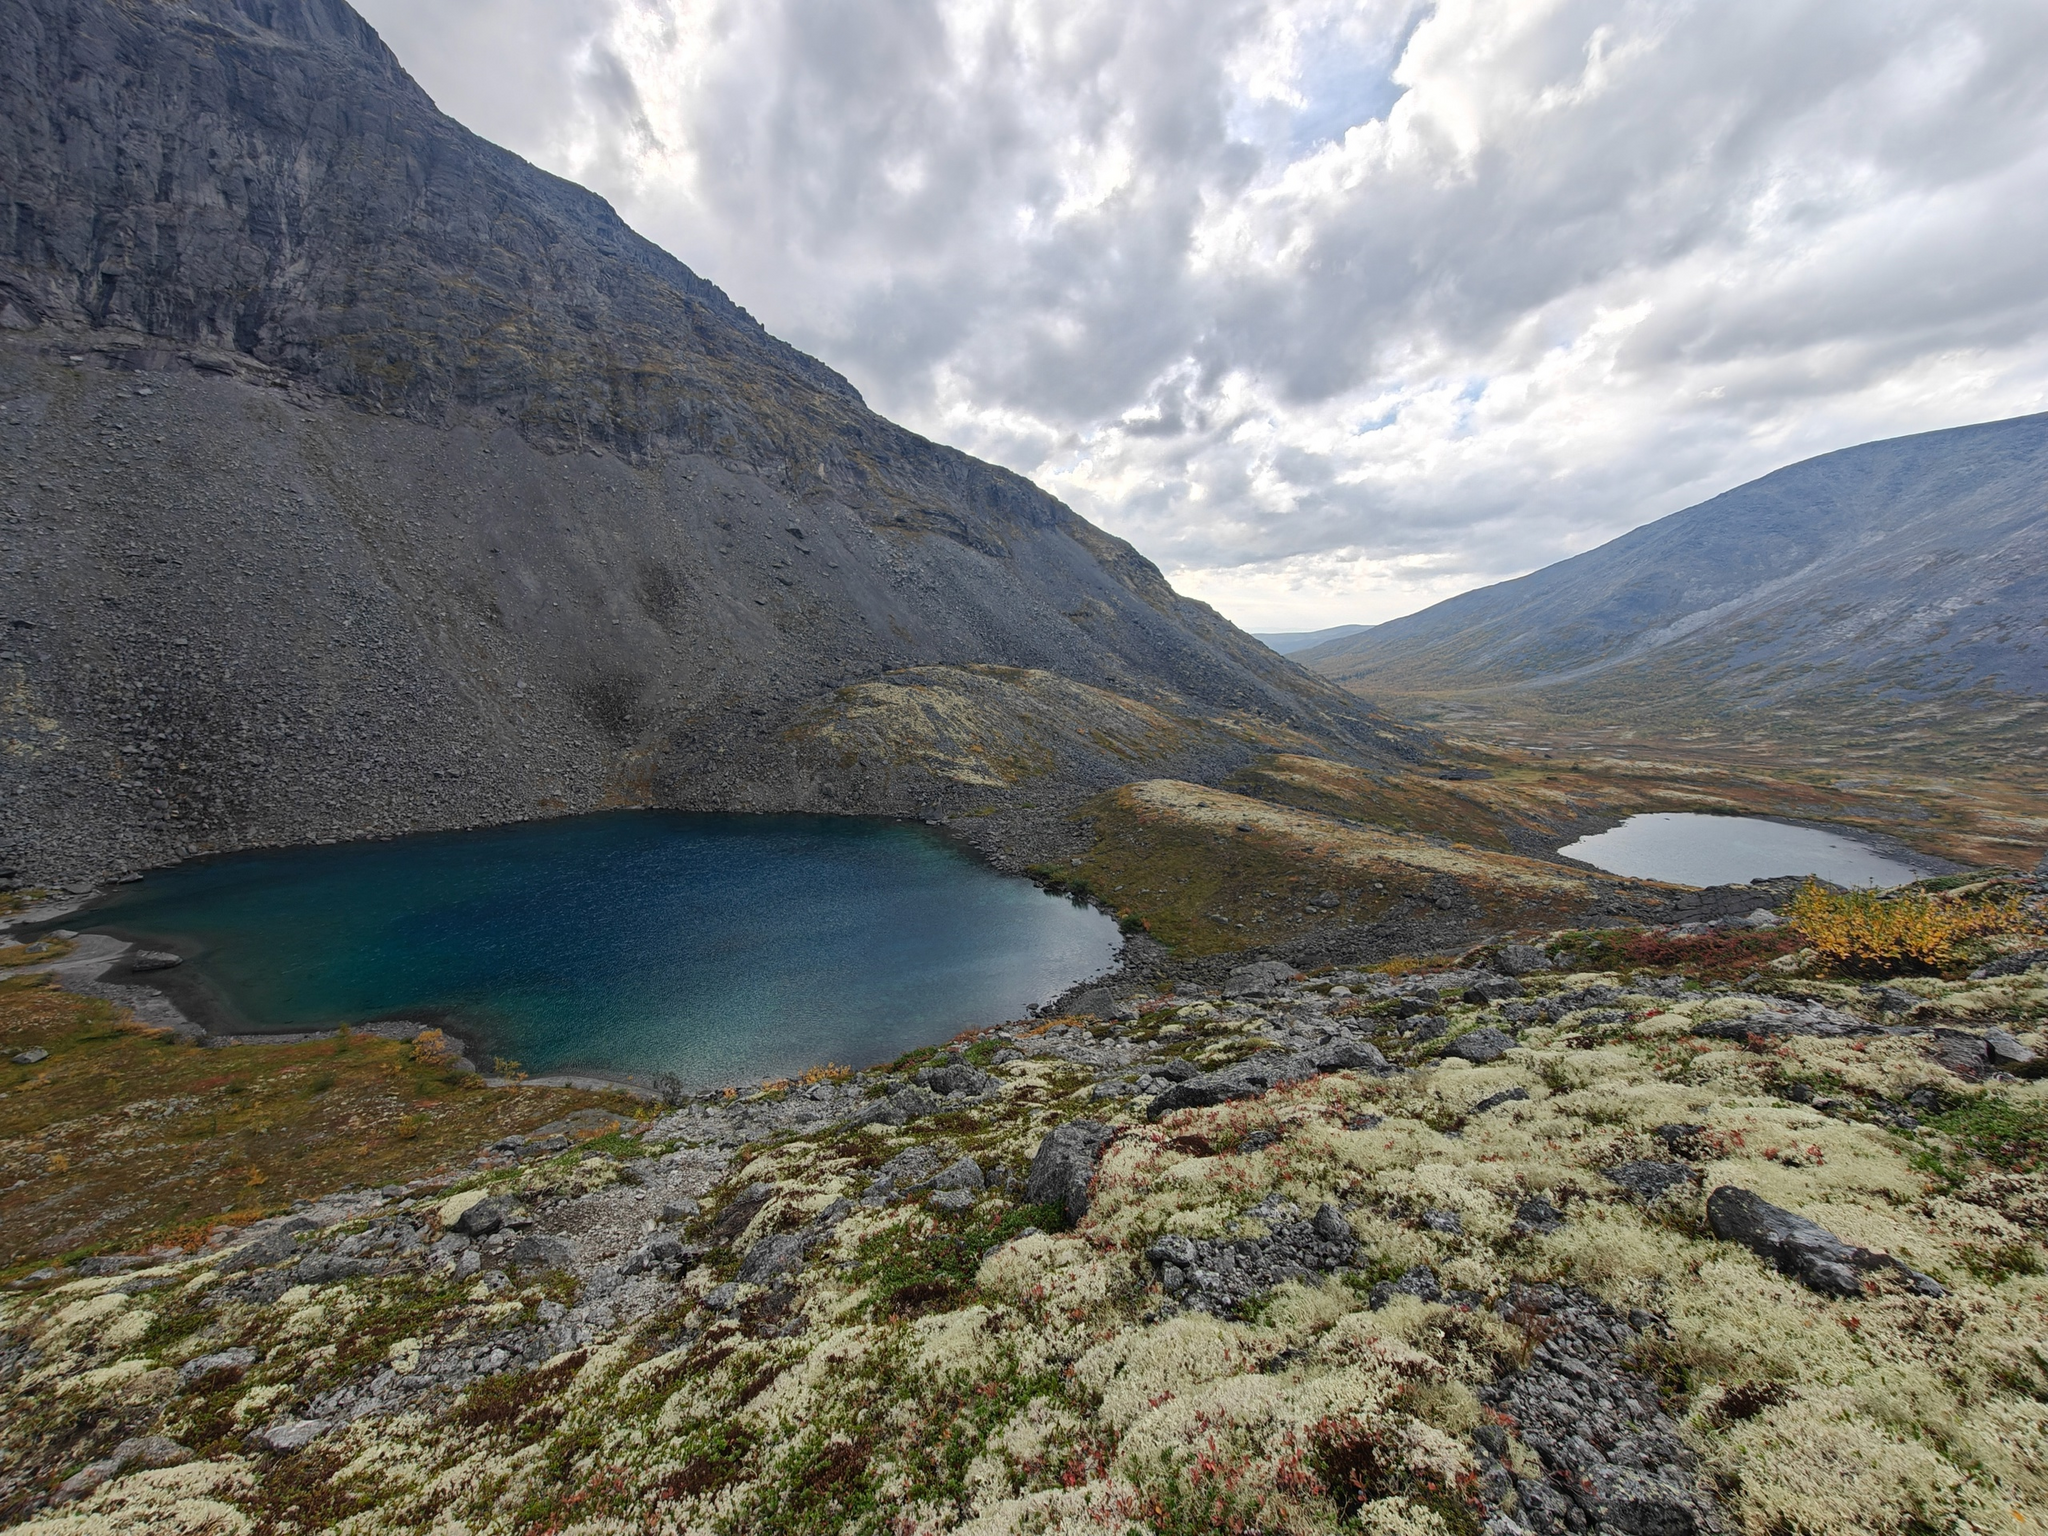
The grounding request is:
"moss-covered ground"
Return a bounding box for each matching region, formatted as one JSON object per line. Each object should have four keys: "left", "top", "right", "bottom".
{"left": 3, "top": 894, "right": 2045, "bottom": 1533}
{"left": 0, "top": 971, "right": 643, "bottom": 1273}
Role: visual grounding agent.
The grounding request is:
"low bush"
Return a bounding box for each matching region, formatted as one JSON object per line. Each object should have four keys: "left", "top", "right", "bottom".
{"left": 1786, "top": 879, "right": 2025, "bottom": 973}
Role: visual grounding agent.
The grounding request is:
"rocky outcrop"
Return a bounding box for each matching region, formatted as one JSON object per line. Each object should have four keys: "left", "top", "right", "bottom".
{"left": 1706, "top": 1186, "right": 1945, "bottom": 1299}
{"left": 1144, "top": 1040, "right": 1390, "bottom": 1118}
{"left": 0, "top": 0, "right": 1417, "bottom": 881}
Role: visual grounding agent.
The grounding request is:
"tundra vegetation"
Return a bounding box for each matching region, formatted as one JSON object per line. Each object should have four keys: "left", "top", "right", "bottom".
{"left": 0, "top": 872, "right": 2043, "bottom": 1535}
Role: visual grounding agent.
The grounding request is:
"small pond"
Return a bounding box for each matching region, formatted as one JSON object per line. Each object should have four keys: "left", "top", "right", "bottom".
{"left": 1559, "top": 812, "right": 1938, "bottom": 889}
{"left": 71, "top": 811, "right": 1120, "bottom": 1087}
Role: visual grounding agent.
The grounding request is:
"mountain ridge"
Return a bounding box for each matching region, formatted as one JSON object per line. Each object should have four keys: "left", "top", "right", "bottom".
{"left": 0, "top": 0, "right": 1417, "bottom": 881}
{"left": 1301, "top": 412, "right": 2048, "bottom": 739}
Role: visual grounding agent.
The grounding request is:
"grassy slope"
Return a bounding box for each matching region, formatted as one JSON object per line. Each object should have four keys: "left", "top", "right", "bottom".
{"left": 0, "top": 972, "right": 643, "bottom": 1272}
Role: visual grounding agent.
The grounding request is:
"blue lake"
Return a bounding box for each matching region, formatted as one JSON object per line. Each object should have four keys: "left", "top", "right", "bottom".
{"left": 1559, "top": 812, "right": 1937, "bottom": 889}
{"left": 73, "top": 812, "right": 1120, "bottom": 1087}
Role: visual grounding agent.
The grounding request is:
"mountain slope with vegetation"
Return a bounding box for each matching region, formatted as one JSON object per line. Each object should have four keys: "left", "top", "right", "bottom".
{"left": 1300, "top": 415, "right": 2048, "bottom": 764}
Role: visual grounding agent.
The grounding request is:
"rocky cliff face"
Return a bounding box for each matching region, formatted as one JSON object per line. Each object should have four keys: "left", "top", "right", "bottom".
{"left": 0, "top": 0, "right": 1413, "bottom": 880}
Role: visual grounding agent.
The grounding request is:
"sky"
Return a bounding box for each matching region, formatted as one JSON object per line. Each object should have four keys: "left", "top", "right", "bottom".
{"left": 353, "top": 0, "right": 2048, "bottom": 632}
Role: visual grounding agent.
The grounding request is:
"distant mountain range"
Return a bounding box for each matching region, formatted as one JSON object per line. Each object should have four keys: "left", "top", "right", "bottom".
{"left": 1253, "top": 624, "right": 1374, "bottom": 655}
{"left": 1300, "top": 414, "right": 2048, "bottom": 747}
{"left": 0, "top": 0, "right": 1413, "bottom": 880}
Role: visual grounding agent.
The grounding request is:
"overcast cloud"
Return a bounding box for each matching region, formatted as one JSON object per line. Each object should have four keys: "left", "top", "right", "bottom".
{"left": 354, "top": 0, "right": 2048, "bottom": 630}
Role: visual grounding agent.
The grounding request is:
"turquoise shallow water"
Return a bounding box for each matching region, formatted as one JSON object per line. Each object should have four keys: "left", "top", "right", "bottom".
{"left": 74, "top": 812, "right": 1120, "bottom": 1086}
{"left": 1559, "top": 813, "right": 1937, "bottom": 889}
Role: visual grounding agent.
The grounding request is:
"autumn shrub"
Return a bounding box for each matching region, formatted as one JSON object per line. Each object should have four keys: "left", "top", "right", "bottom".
{"left": 1786, "top": 880, "right": 2022, "bottom": 974}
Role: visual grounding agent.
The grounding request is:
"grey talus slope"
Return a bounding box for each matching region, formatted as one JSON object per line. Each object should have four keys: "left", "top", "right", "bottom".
{"left": 0, "top": 0, "right": 1415, "bottom": 880}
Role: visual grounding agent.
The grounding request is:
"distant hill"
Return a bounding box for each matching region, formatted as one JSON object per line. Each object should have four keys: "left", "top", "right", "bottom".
{"left": 1254, "top": 624, "right": 1374, "bottom": 655}
{"left": 1301, "top": 414, "right": 2048, "bottom": 747}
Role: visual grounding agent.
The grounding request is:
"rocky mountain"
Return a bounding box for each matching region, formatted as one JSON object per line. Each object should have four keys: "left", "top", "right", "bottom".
{"left": 1302, "top": 413, "right": 2048, "bottom": 738}
{"left": 0, "top": 0, "right": 1414, "bottom": 882}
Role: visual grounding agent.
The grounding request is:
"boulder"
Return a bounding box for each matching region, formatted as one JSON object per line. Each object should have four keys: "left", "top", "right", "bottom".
{"left": 1493, "top": 944, "right": 1553, "bottom": 976}
{"left": 129, "top": 949, "right": 183, "bottom": 971}
{"left": 849, "top": 1086, "right": 945, "bottom": 1127}
{"left": 737, "top": 1231, "right": 807, "bottom": 1284}
{"left": 178, "top": 1346, "right": 256, "bottom": 1385}
{"left": 1221, "top": 961, "right": 1296, "bottom": 997}
{"left": 214, "top": 1225, "right": 309, "bottom": 1274}
{"left": 1145, "top": 1041, "right": 1390, "bottom": 1119}
{"left": 930, "top": 1156, "right": 984, "bottom": 1192}
{"left": 1442, "top": 1028, "right": 1516, "bottom": 1064}
{"left": 1512, "top": 1198, "right": 1564, "bottom": 1235}
{"left": 1604, "top": 1161, "right": 1700, "bottom": 1203}
{"left": 1706, "top": 1185, "right": 1946, "bottom": 1298}
{"left": 914, "top": 1063, "right": 992, "bottom": 1097}
{"left": 1461, "top": 975, "right": 1524, "bottom": 1003}
{"left": 250, "top": 1419, "right": 330, "bottom": 1453}
{"left": 1984, "top": 1028, "right": 2040, "bottom": 1074}
{"left": 12, "top": 1046, "right": 48, "bottom": 1065}
{"left": 1026, "top": 1119, "right": 1115, "bottom": 1225}
{"left": 1926, "top": 1029, "right": 1990, "bottom": 1080}
{"left": 449, "top": 1194, "right": 516, "bottom": 1238}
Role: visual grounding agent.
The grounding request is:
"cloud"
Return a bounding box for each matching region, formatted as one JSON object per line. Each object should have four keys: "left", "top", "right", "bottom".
{"left": 356, "top": 0, "right": 2048, "bottom": 629}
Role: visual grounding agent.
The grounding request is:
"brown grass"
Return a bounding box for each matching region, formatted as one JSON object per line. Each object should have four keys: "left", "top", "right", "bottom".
{"left": 0, "top": 973, "right": 644, "bottom": 1271}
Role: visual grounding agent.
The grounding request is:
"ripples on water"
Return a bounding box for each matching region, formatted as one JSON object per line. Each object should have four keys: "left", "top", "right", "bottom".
{"left": 77, "top": 812, "right": 1120, "bottom": 1086}
{"left": 1559, "top": 812, "right": 1936, "bottom": 889}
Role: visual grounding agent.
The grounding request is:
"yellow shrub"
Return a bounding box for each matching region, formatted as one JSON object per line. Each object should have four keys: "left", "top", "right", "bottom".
{"left": 1786, "top": 880, "right": 2022, "bottom": 973}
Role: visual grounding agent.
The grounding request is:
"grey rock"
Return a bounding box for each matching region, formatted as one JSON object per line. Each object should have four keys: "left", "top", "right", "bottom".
{"left": 1493, "top": 944, "right": 1553, "bottom": 976}
{"left": 214, "top": 1227, "right": 306, "bottom": 1274}
{"left": 1969, "top": 948, "right": 2048, "bottom": 980}
{"left": 1146, "top": 1040, "right": 1389, "bottom": 1119}
{"left": 737, "top": 1232, "right": 807, "bottom": 1284}
{"left": 449, "top": 1195, "right": 516, "bottom": 1238}
{"left": 503, "top": 1234, "right": 575, "bottom": 1272}
{"left": 1461, "top": 976, "right": 1524, "bottom": 1003}
{"left": 1707, "top": 1185, "right": 1945, "bottom": 1298}
{"left": 930, "top": 1156, "right": 984, "bottom": 1192}
{"left": 1470, "top": 1087, "right": 1530, "bottom": 1115}
{"left": 1605, "top": 1161, "right": 1700, "bottom": 1203}
{"left": 179, "top": 1346, "right": 256, "bottom": 1385}
{"left": 1312, "top": 1203, "right": 1353, "bottom": 1243}
{"left": 914, "top": 1063, "right": 992, "bottom": 1097}
{"left": 618, "top": 1236, "right": 700, "bottom": 1286}
{"left": 659, "top": 1199, "right": 701, "bottom": 1224}
{"left": 928, "top": 1188, "right": 975, "bottom": 1211}
{"left": 1443, "top": 1028, "right": 1517, "bottom": 1064}
{"left": 1926, "top": 1029, "right": 1990, "bottom": 1080}
{"left": 293, "top": 1254, "right": 374, "bottom": 1285}
{"left": 129, "top": 949, "right": 183, "bottom": 971}
{"left": 1369, "top": 1265, "right": 1441, "bottom": 1308}
{"left": 703, "top": 1282, "right": 740, "bottom": 1312}
{"left": 1512, "top": 1198, "right": 1565, "bottom": 1235}
{"left": 850, "top": 1086, "right": 946, "bottom": 1128}
{"left": 1420, "top": 1208, "right": 1463, "bottom": 1235}
{"left": 1984, "top": 1028, "right": 2039, "bottom": 1072}
{"left": 11, "top": 1046, "right": 48, "bottom": 1065}
{"left": 250, "top": 1419, "right": 330, "bottom": 1453}
{"left": 1222, "top": 961, "right": 1297, "bottom": 997}
{"left": 1146, "top": 1233, "right": 1197, "bottom": 1269}
{"left": 1026, "top": 1119, "right": 1116, "bottom": 1225}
